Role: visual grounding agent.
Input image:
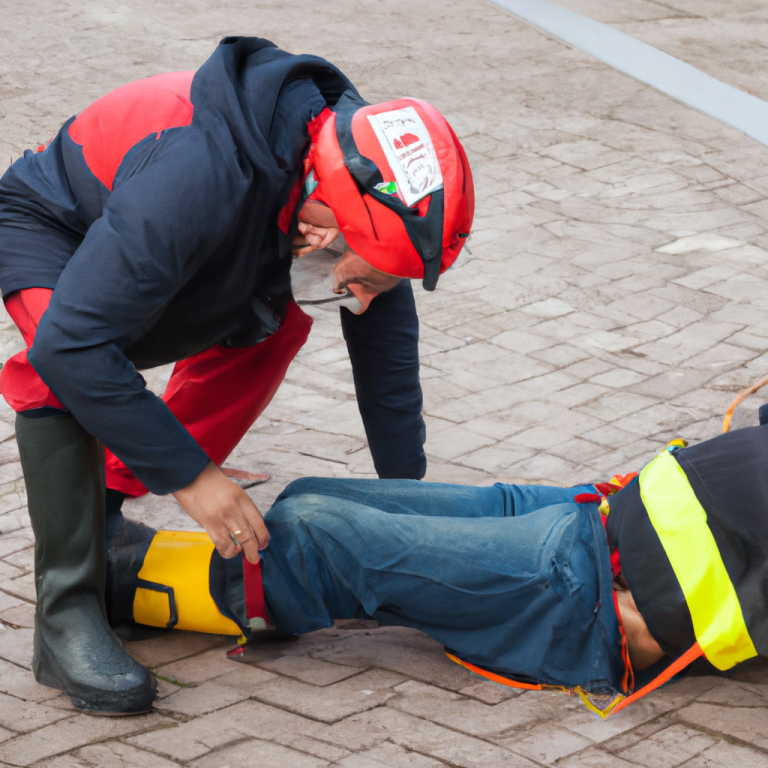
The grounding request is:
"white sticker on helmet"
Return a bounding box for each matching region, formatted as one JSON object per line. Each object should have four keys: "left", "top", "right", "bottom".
{"left": 367, "top": 107, "right": 443, "bottom": 208}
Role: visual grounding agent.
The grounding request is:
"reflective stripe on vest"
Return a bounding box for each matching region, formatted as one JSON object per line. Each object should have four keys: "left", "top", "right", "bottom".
{"left": 639, "top": 450, "right": 757, "bottom": 670}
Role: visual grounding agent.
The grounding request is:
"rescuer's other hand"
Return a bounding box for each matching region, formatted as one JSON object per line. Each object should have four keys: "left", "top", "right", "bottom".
{"left": 172, "top": 462, "right": 269, "bottom": 564}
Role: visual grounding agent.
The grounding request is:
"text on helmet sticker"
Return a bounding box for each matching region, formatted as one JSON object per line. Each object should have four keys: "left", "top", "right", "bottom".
{"left": 367, "top": 107, "right": 443, "bottom": 208}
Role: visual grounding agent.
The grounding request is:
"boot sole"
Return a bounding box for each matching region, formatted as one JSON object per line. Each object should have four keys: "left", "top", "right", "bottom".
{"left": 37, "top": 666, "right": 156, "bottom": 715}
{"left": 70, "top": 698, "right": 154, "bottom": 717}
{"left": 35, "top": 649, "right": 157, "bottom": 715}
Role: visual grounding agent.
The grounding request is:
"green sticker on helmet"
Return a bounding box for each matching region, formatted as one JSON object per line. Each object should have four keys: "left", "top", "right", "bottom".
{"left": 374, "top": 180, "right": 399, "bottom": 196}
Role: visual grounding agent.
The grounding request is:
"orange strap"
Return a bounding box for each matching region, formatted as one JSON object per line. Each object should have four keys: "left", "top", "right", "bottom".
{"left": 448, "top": 644, "right": 702, "bottom": 718}
{"left": 723, "top": 373, "right": 768, "bottom": 432}
{"left": 608, "top": 643, "right": 703, "bottom": 716}
{"left": 445, "top": 652, "right": 542, "bottom": 691}
{"left": 612, "top": 589, "right": 634, "bottom": 694}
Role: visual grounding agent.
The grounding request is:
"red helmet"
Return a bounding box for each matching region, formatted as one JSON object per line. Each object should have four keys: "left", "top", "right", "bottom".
{"left": 311, "top": 94, "right": 474, "bottom": 290}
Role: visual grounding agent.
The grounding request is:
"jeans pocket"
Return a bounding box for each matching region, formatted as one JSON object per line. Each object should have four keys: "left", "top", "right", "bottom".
{"left": 544, "top": 510, "right": 582, "bottom": 597}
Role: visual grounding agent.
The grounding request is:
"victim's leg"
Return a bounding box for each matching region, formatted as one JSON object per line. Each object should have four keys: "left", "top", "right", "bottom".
{"left": 277, "top": 476, "right": 598, "bottom": 519}
{"left": 261, "top": 491, "right": 622, "bottom": 687}
{"left": 275, "top": 477, "right": 509, "bottom": 518}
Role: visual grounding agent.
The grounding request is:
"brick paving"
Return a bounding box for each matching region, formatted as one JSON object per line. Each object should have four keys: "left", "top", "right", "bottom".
{"left": 2, "top": 0, "right": 768, "bottom": 764}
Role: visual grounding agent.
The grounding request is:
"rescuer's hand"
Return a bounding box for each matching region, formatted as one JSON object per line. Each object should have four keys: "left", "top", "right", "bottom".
{"left": 172, "top": 462, "right": 269, "bottom": 564}
{"left": 293, "top": 220, "right": 340, "bottom": 256}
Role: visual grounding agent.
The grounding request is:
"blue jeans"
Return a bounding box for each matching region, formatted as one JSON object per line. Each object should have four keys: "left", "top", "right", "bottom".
{"left": 260, "top": 478, "right": 626, "bottom": 692}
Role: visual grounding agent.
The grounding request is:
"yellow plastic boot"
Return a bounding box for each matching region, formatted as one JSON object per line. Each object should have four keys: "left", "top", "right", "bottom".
{"left": 133, "top": 531, "right": 243, "bottom": 636}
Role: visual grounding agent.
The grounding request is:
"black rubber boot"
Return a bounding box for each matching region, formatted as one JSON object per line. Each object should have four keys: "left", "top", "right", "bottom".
{"left": 16, "top": 411, "right": 156, "bottom": 715}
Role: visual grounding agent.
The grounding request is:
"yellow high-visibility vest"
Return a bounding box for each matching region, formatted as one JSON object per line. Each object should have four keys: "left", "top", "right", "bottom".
{"left": 638, "top": 449, "right": 757, "bottom": 671}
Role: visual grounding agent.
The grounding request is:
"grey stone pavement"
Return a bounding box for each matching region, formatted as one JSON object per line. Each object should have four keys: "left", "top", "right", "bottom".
{"left": 2, "top": 0, "right": 768, "bottom": 764}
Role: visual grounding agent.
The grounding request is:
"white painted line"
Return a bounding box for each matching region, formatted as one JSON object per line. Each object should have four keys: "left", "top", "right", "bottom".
{"left": 491, "top": 0, "right": 768, "bottom": 147}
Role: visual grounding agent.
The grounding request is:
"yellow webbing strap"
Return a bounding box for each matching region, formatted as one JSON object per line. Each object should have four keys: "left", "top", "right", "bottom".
{"left": 639, "top": 450, "right": 756, "bottom": 670}
{"left": 134, "top": 530, "right": 242, "bottom": 636}
{"left": 574, "top": 687, "right": 624, "bottom": 718}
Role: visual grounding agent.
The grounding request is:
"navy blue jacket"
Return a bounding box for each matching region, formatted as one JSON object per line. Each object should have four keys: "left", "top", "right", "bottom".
{"left": 0, "top": 37, "right": 426, "bottom": 493}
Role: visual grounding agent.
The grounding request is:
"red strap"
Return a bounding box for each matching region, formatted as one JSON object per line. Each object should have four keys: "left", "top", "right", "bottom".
{"left": 243, "top": 557, "right": 268, "bottom": 622}
{"left": 608, "top": 549, "right": 622, "bottom": 578}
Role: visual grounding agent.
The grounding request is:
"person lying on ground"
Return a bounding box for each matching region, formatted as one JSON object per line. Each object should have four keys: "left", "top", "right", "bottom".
{"left": 105, "top": 422, "right": 768, "bottom": 718}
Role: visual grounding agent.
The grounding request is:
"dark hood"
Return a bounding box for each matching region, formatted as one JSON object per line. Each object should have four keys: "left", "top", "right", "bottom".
{"left": 191, "top": 36, "right": 357, "bottom": 178}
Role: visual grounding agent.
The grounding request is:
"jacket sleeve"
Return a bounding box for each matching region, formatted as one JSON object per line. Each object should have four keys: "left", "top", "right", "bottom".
{"left": 340, "top": 279, "right": 426, "bottom": 479}
{"left": 28, "top": 127, "right": 250, "bottom": 495}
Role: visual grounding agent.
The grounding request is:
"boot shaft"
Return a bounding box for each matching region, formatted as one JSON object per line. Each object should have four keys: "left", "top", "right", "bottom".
{"left": 16, "top": 411, "right": 155, "bottom": 713}
{"left": 16, "top": 411, "right": 107, "bottom": 609}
